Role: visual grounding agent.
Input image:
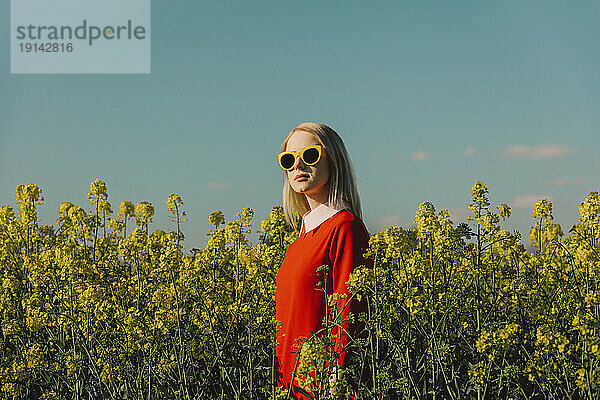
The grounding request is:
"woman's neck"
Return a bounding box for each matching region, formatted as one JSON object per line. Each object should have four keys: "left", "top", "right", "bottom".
{"left": 305, "top": 192, "right": 329, "bottom": 211}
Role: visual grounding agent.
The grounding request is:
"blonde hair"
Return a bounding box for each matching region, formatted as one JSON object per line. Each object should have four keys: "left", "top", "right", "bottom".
{"left": 280, "top": 122, "right": 362, "bottom": 228}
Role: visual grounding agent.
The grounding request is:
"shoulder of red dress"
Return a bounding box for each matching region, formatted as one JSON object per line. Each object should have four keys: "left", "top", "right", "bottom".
{"left": 333, "top": 209, "right": 355, "bottom": 223}
{"left": 329, "top": 210, "right": 365, "bottom": 231}
{"left": 331, "top": 210, "right": 370, "bottom": 235}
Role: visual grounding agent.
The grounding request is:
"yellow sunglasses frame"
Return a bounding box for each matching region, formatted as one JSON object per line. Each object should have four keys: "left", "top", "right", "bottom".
{"left": 277, "top": 145, "right": 326, "bottom": 171}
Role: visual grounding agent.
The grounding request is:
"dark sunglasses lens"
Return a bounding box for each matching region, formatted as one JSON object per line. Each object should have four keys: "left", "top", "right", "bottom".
{"left": 280, "top": 153, "right": 295, "bottom": 169}
{"left": 303, "top": 148, "right": 320, "bottom": 164}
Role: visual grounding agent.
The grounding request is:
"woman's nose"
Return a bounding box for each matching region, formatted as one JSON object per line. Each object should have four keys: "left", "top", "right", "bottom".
{"left": 293, "top": 155, "right": 305, "bottom": 170}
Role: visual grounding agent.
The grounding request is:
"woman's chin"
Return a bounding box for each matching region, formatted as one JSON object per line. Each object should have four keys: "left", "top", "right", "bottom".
{"left": 291, "top": 183, "right": 311, "bottom": 193}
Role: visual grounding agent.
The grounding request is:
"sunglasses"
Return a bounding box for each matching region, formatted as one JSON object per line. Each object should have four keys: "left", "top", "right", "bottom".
{"left": 277, "top": 145, "right": 325, "bottom": 171}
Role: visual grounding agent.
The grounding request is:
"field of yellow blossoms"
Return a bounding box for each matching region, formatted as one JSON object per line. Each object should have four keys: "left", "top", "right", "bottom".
{"left": 1, "top": 179, "right": 599, "bottom": 399}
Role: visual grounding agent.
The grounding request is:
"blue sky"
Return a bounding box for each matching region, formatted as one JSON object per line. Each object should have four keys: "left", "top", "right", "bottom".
{"left": 1, "top": 1, "right": 599, "bottom": 251}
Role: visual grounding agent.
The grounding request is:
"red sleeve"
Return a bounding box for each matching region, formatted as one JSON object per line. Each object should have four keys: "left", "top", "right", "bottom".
{"left": 327, "top": 219, "right": 372, "bottom": 369}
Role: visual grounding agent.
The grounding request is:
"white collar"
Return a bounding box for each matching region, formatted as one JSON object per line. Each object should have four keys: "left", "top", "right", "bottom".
{"left": 301, "top": 202, "right": 345, "bottom": 234}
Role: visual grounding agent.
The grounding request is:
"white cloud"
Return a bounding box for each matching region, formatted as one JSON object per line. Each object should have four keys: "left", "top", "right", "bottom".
{"left": 463, "top": 146, "right": 475, "bottom": 157}
{"left": 550, "top": 177, "right": 586, "bottom": 186}
{"left": 446, "top": 207, "right": 468, "bottom": 222}
{"left": 511, "top": 194, "right": 551, "bottom": 209}
{"left": 503, "top": 144, "right": 572, "bottom": 159}
{"left": 411, "top": 151, "right": 430, "bottom": 161}
{"left": 550, "top": 177, "right": 569, "bottom": 186}
{"left": 206, "top": 182, "right": 229, "bottom": 190}
{"left": 376, "top": 214, "right": 405, "bottom": 230}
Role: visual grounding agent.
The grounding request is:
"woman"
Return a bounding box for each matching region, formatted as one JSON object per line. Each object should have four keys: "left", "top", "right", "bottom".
{"left": 274, "top": 122, "right": 372, "bottom": 399}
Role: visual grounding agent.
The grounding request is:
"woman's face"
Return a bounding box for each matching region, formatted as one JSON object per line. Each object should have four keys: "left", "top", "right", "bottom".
{"left": 285, "top": 130, "right": 330, "bottom": 201}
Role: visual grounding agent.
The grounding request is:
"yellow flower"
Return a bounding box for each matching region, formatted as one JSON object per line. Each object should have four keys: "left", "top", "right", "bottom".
{"left": 67, "top": 205, "right": 86, "bottom": 225}
{"left": 468, "top": 181, "right": 490, "bottom": 212}
{"left": 208, "top": 210, "right": 225, "bottom": 228}
{"left": 236, "top": 207, "right": 254, "bottom": 227}
{"left": 87, "top": 178, "right": 108, "bottom": 204}
{"left": 15, "top": 183, "right": 44, "bottom": 224}
{"left": 99, "top": 199, "right": 112, "bottom": 214}
{"left": 575, "top": 368, "right": 587, "bottom": 389}
{"left": 497, "top": 203, "right": 511, "bottom": 220}
{"left": 167, "top": 194, "right": 184, "bottom": 216}
{"left": 24, "top": 343, "right": 46, "bottom": 369}
{"left": 414, "top": 201, "right": 438, "bottom": 239}
{"left": 532, "top": 199, "right": 553, "bottom": 220}
{"left": 225, "top": 221, "right": 243, "bottom": 244}
{"left": 118, "top": 200, "right": 135, "bottom": 218}
{"left": 135, "top": 201, "right": 154, "bottom": 226}
{"left": 269, "top": 205, "right": 285, "bottom": 227}
{"left": 0, "top": 205, "right": 15, "bottom": 225}
{"left": 295, "top": 338, "right": 328, "bottom": 390}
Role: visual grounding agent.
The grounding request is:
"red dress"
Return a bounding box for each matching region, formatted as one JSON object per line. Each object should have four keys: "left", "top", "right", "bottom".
{"left": 275, "top": 209, "right": 371, "bottom": 399}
